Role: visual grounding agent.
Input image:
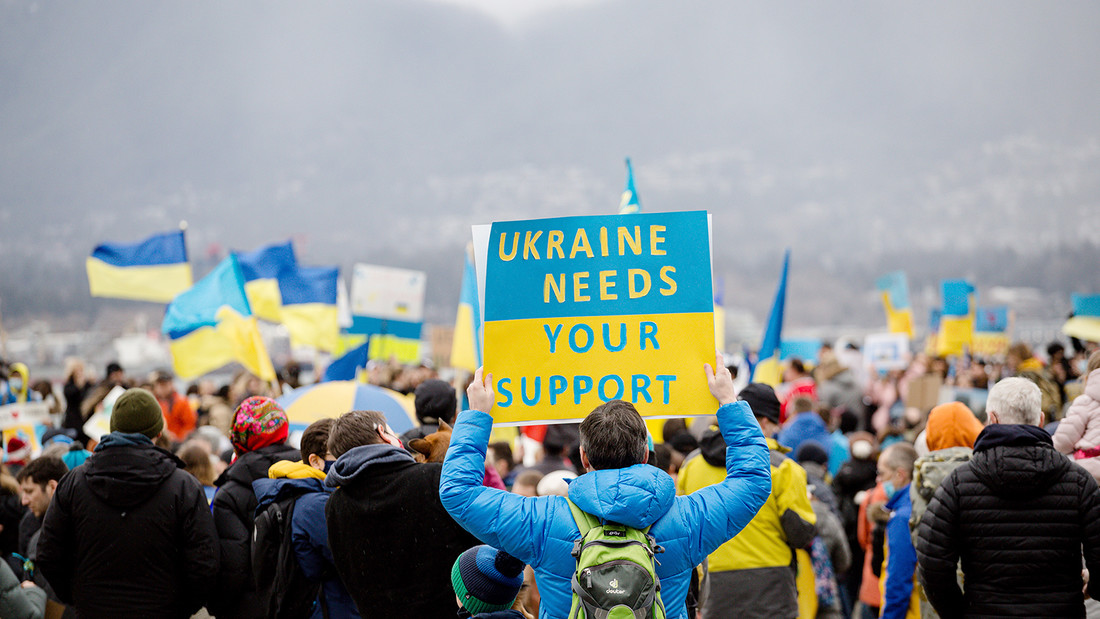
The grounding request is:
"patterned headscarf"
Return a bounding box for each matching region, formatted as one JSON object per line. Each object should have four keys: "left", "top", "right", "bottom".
{"left": 231, "top": 396, "right": 289, "bottom": 454}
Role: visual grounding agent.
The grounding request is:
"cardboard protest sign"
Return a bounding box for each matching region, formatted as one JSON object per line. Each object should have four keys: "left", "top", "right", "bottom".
{"left": 475, "top": 211, "right": 715, "bottom": 425}
{"left": 348, "top": 264, "right": 427, "bottom": 363}
{"left": 0, "top": 402, "right": 51, "bottom": 460}
{"left": 0, "top": 401, "right": 51, "bottom": 430}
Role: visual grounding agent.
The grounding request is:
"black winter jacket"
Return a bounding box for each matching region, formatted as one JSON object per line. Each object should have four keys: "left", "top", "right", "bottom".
{"left": 36, "top": 433, "right": 218, "bottom": 618}
{"left": 209, "top": 442, "right": 300, "bottom": 619}
{"left": 916, "top": 424, "right": 1100, "bottom": 618}
{"left": 326, "top": 443, "right": 479, "bottom": 618}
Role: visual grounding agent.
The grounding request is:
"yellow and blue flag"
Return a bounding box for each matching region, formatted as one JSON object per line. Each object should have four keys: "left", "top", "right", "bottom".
{"left": 87, "top": 230, "right": 192, "bottom": 303}
{"left": 280, "top": 266, "right": 341, "bottom": 353}
{"left": 235, "top": 240, "right": 298, "bottom": 323}
{"left": 450, "top": 250, "right": 482, "bottom": 372}
{"left": 619, "top": 157, "right": 641, "bottom": 215}
{"left": 752, "top": 250, "right": 790, "bottom": 387}
{"left": 1064, "top": 294, "right": 1100, "bottom": 343}
{"left": 162, "top": 255, "right": 275, "bottom": 381}
{"left": 937, "top": 279, "right": 975, "bottom": 356}
{"left": 875, "top": 271, "right": 914, "bottom": 339}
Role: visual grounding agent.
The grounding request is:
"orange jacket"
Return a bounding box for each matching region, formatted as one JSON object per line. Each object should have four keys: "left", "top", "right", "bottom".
{"left": 160, "top": 392, "right": 196, "bottom": 441}
{"left": 858, "top": 482, "right": 887, "bottom": 608}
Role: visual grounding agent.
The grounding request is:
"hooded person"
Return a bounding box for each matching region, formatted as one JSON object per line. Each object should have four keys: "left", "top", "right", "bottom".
{"left": 917, "top": 377, "right": 1100, "bottom": 617}
{"left": 399, "top": 378, "right": 458, "bottom": 447}
{"left": 452, "top": 545, "right": 530, "bottom": 619}
{"left": 678, "top": 382, "right": 817, "bottom": 619}
{"left": 1053, "top": 351, "right": 1100, "bottom": 483}
{"left": 440, "top": 360, "right": 771, "bottom": 619}
{"left": 252, "top": 418, "right": 360, "bottom": 619}
{"left": 905, "top": 401, "right": 982, "bottom": 619}
{"left": 326, "top": 409, "right": 480, "bottom": 618}
{"left": 36, "top": 388, "right": 218, "bottom": 618}
{"left": 209, "top": 396, "right": 300, "bottom": 619}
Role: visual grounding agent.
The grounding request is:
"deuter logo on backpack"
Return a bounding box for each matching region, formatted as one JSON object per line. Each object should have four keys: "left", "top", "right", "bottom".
{"left": 567, "top": 499, "right": 666, "bottom": 619}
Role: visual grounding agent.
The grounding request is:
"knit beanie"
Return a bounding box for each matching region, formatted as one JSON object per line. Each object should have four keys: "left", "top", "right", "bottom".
{"left": 452, "top": 545, "right": 526, "bottom": 615}
{"left": 926, "top": 402, "right": 983, "bottom": 451}
{"left": 231, "top": 396, "right": 289, "bottom": 454}
{"left": 3, "top": 436, "right": 29, "bottom": 465}
{"left": 110, "top": 388, "right": 165, "bottom": 438}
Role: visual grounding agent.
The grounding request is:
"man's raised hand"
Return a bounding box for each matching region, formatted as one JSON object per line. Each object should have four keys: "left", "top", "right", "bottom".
{"left": 467, "top": 367, "right": 496, "bottom": 415}
{"left": 704, "top": 351, "right": 736, "bottom": 406}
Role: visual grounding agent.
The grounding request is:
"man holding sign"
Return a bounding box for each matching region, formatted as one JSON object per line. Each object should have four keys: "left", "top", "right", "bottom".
{"left": 440, "top": 357, "right": 771, "bottom": 619}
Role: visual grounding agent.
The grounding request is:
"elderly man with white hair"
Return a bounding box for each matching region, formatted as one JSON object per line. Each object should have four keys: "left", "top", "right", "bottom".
{"left": 916, "top": 377, "right": 1100, "bottom": 619}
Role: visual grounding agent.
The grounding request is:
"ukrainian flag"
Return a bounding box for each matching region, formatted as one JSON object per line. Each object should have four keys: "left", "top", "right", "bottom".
{"left": 876, "top": 271, "right": 914, "bottom": 339}
{"left": 1064, "top": 294, "right": 1100, "bottom": 343}
{"left": 87, "top": 230, "right": 192, "bottom": 303}
{"left": 619, "top": 157, "right": 642, "bottom": 215}
{"left": 450, "top": 250, "right": 482, "bottom": 372}
{"left": 235, "top": 240, "right": 297, "bottom": 323}
{"left": 162, "top": 255, "right": 275, "bottom": 381}
{"left": 280, "top": 266, "right": 340, "bottom": 353}
{"left": 323, "top": 340, "right": 370, "bottom": 382}
{"left": 937, "top": 279, "right": 975, "bottom": 356}
{"left": 752, "top": 250, "right": 790, "bottom": 387}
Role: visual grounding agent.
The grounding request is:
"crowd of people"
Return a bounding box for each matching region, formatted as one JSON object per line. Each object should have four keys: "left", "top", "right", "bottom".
{"left": 0, "top": 335, "right": 1097, "bottom": 618}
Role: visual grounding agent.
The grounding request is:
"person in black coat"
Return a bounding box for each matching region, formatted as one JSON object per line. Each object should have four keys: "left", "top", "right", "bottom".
{"left": 36, "top": 388, "right": 218, "bottom": 618}
{"left": 209, "top": 396, "right": 300, "bottom": 619}
{"left": 917, "top": 377, "right": 1100, "bottom": 619}
{"left": 326, "top": 409, "right": 479, "bottom": 618}
{"left": 399, "top": 378, "right": 458, "bottom": 448}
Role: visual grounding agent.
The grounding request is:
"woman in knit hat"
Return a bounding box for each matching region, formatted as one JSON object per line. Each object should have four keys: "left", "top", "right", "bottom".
{"left": 452, "top": 545, "right": 532, "bottom": 618}
{"left": 208, "top": 397, "right": 300, "bottom": 619}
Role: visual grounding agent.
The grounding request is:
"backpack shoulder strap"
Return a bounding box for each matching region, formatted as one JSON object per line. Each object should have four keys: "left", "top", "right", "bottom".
{"left": 565, "top": 497, "right": 601, "bottom": 536}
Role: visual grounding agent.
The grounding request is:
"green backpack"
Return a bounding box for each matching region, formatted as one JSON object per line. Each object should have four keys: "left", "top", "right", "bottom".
{"left": 566, "top": 498, "right": 667, "bottom": 619}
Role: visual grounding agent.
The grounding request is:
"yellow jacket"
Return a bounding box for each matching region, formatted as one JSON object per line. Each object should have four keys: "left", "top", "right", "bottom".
{"left": 678, "top": 437, "right": 817, "bottom": 571}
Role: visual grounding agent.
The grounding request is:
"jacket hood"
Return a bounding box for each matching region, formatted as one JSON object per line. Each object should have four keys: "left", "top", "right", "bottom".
{"left": 85, "top": 433, "right": 183, "bottom": 509}
{"left": 325, "top": 443, "right": 415, "bottom": 488}
{"left": 253, "top": 476, "right": 327, "bottom": 513}
{"left": 970, "top": 424, "right": 1069, "bottom": 498}
{"left": 215, "top": 443, "right": 300, "bottom": 488}
{"left": 267, "top": 459, "right": 327, "bottom": 480}
{"left": 1086, "top": 368, "right": 1100, "bottom": 401}
{"left": 567, "top": 464, "right": 675, "bottom": 529}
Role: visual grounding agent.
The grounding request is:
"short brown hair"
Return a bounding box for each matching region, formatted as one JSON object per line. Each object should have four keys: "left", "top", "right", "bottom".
{"left": 327, "top": 410, "right": 388, "bottom": 458}
{"left": 16, "top": 456, "right": 67, "bottom": 487}
{"left": 301, "top": 418, "right": 335, "bottom": 462}
{"left": 579, "top": 400, "right": 648, "bottom": 470}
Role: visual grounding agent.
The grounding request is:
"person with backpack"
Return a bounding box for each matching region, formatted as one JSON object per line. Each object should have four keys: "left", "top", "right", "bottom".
{"left": 210, "top": 396, "right": 300, "bottom": 619}
{"left": 440, "top": 357, "right": 771, "bottom": 619}
{"left": 252, "top": 418, "right": 359, "bottom": 619}
{"left": 452, "top": 545, "right": 532, "bottom": 618}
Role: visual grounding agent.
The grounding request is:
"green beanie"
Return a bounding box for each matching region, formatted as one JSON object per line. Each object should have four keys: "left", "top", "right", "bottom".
{"left": 110, "top": 388, "right": 165, "bottom": 438}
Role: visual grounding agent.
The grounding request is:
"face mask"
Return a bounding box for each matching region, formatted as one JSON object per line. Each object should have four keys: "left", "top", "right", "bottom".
{"left": 8, "top": 379, "right": 22, "bottom": 393}
{"left": 1079, "top": 359, "right": 1090, "bottom": 375}
{"left": 883, "top": 481, "right": 897, "bottom": 500}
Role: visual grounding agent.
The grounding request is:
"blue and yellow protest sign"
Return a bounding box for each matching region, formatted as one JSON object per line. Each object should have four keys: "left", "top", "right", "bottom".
{"left": 474, "top": 211, "right": 715, "bottom": 425}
